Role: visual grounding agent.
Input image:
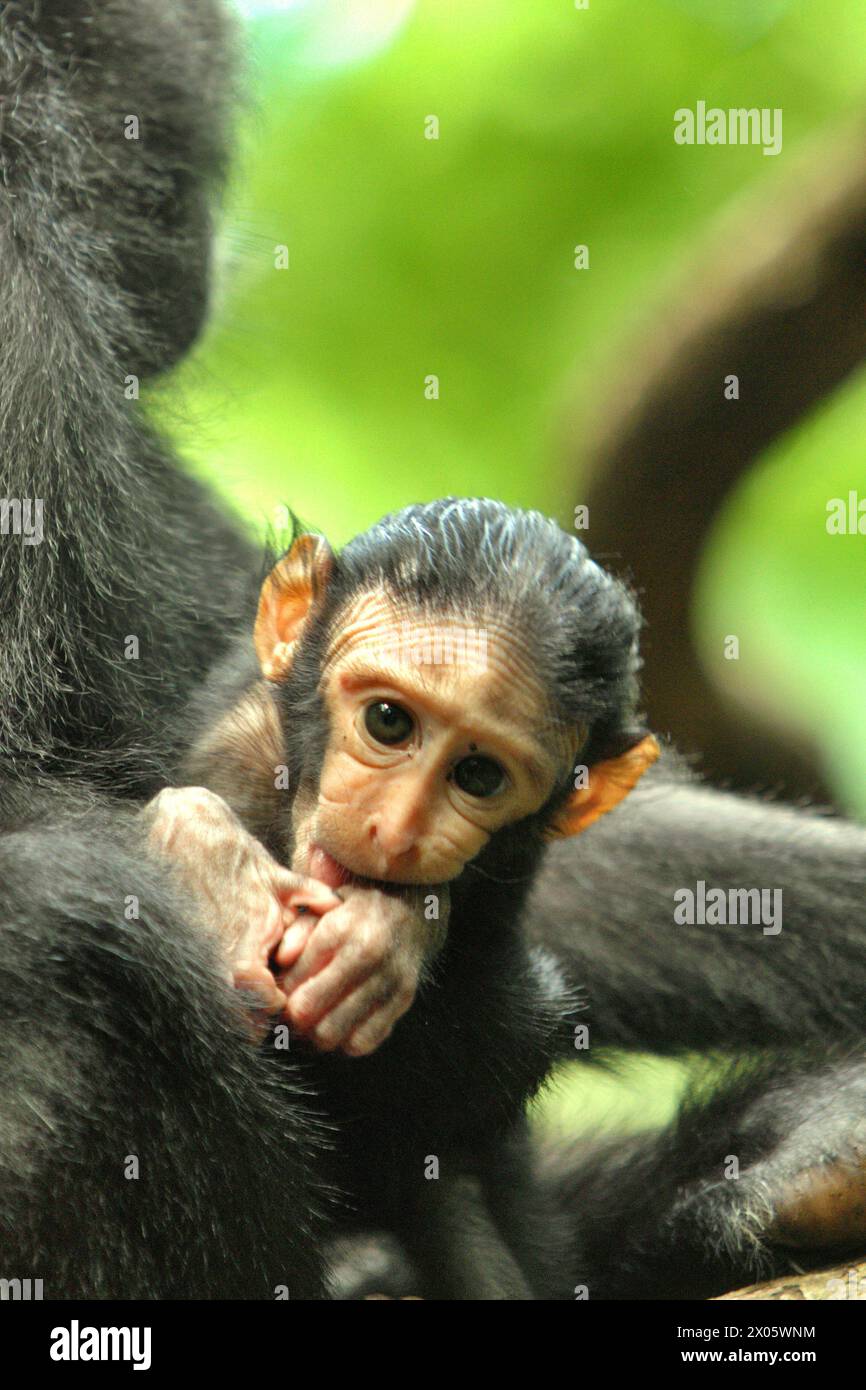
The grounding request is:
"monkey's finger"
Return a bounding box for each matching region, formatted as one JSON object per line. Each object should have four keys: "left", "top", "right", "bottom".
{"left": 313, "top": 976, "right": 398, "bottom": 1044}
{"left": 306, "top": 977, "right": 397, "bottom": 1051}
{"left": 284, "top": 952, "right": 381, "bottom": 1031}
{"left": 343, "top": 990, "right": 416, "bottom": 1056}
{"left": 257, "top": 893, "right": 291, "bottom": 962}
{"left": 233, "top": 959, "right": 287, "bottom": 1016}
{"left": 275, "top": 871, "right": 342, "bottom": 913}
{"left": 274, "top": 915, "right": 316, "bottom": 968}
{"left": 278, "top": 918, "right": 352, "bottom": 991}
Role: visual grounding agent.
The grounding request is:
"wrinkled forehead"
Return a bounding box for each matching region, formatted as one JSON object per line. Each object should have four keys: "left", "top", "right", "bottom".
{"left": 321, "top": 589, "right": 580, "bottom": 772}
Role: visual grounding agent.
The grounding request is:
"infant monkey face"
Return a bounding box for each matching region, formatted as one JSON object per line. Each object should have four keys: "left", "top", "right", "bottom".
{"left": 290, "top": 607, "right": 564, "bottom": 889}
{"left": 258, "top": 533, "right": 658, "bottom": 892}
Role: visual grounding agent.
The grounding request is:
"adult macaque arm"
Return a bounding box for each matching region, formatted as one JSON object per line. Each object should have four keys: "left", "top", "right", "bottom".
{"left": 331, "top": 1172, "right": 533, "bottom": 1301}
{"left": 405, "top": 1173, "right": 534, "bottom": 1300}
{"left": 528, "top": 758, "right": 866, "bottom": 1052}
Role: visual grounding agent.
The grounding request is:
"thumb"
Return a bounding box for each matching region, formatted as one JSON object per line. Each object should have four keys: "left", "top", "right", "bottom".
{"left": 274, "top": 914, "right": 316, "bottom": 969}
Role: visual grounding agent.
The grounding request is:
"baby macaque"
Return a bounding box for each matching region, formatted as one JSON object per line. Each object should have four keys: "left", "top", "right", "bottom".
{"left": 142, "top": 499, "right": 658, "bottom": 1297}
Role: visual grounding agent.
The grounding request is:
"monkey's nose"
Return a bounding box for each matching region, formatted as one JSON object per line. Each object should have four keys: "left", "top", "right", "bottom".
{"left": 368, "top": 814, "right": 419, "bottom": 862}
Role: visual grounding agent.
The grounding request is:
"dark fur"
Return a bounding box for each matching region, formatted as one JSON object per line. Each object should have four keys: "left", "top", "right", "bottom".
{"left": 525, "top": 757, "right": 866, "bottom": 1297}
{"left": 0, "top": 784, "right": 325, "bottom": 1298}
{"left": 0, "top": 0, "right": 324, "bottom": 1298}
{"left": 531, "top": 753, "right": 866, "bottom": 1050}
{"left": 541, "top": 1051, "right": 866, "bottom": 1299}
{"left": 0, "top": 0, "right": 257, "bottom": 792}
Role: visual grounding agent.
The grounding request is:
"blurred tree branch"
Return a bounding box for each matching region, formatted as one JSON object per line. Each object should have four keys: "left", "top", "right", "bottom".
{"left": 566, "top": 122, "right": 866, "bottom": 800}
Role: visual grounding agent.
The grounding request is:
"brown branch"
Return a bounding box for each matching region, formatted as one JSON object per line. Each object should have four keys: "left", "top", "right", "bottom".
{"left": 716, "top": 1256, "right": 866, "bottom": 1301}
{"left": 564, "top": 121, "right": 866, "bottom": 798}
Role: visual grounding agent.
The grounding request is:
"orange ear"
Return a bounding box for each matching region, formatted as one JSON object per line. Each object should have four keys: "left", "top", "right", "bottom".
{"left": 545, "top": 734, "right": 660, "bottom": 839}
{"left": 254, "top": 534, "right": 333, "bottom": 681}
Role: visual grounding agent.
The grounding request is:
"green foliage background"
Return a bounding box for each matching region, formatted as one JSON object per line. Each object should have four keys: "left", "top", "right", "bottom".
{"left": 169, "top": 0, "right": 866, "bottom": 1132}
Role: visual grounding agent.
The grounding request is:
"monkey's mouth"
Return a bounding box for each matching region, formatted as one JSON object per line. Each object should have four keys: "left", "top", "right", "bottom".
{"left": 308, "top": 845, "right": 355, "bottom": 889}
{"left": 307, "top": 844, "right": 397, "bottom": 894}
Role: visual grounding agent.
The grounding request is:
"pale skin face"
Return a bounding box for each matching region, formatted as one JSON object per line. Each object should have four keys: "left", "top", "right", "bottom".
{"left": 287, "top": 591, "right": 574, "bottom": 888}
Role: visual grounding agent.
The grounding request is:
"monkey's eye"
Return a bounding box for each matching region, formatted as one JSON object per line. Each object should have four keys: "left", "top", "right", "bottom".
{"left": 364, "top": 700, "right": 414, "bottom": 746}
{"left": 452, "top": 755, "right": 506, "bottom": 799}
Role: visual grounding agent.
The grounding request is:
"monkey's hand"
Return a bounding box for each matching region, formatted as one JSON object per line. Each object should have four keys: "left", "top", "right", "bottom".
{"left": 142, "top": 787, "right": 342, "bottom": 1020}
{"left": 274, "top": 884, "right": 449, "bottom": 1057}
